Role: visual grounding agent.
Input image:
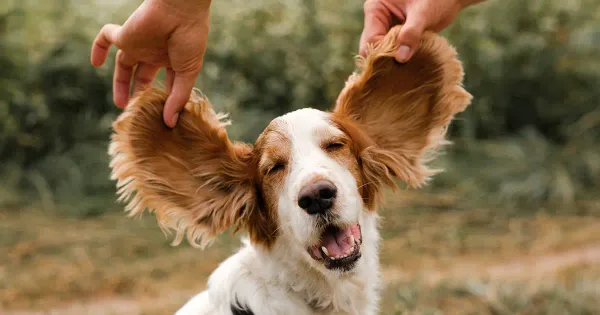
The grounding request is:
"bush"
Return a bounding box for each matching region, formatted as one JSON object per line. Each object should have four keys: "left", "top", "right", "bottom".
{"left": 200, "top": 0, "right": 364, "bottom": 141}
{"left": 0, "top": 8, "right": 117, "bottom": 215}
{"left": 446, "top": 0, "right": 600, "bottom": 143}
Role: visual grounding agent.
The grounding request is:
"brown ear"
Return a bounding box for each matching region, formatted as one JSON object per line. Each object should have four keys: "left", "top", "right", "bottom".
{"left": 109, "top": 88, "right": 270, "bottom": 248}
{"left": 333, "top": 25, "right": 472, "bottom": 191}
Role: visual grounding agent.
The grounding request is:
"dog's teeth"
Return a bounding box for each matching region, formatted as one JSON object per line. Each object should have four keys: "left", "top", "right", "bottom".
{"left": 321, "top": 246, "right": 329, "bottom": 257}
{"left": 349, "top": 234, "right": 355, "bottom": 246}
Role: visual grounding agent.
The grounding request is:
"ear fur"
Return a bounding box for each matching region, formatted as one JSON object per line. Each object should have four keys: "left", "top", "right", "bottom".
{"left": 109, "top": 88, "right": 273, "bottom": 248}
{"left": 334, "top": 25, "right": 472, "bottom": 199}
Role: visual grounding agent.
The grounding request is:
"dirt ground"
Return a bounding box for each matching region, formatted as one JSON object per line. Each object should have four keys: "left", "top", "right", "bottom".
{"left": 2, "top": 190, "right": 600, "bottom": 314}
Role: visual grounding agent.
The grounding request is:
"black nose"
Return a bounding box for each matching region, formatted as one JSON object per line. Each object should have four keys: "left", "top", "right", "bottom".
{"left": 297, "top": 180, "right": 337, "bottom": 215}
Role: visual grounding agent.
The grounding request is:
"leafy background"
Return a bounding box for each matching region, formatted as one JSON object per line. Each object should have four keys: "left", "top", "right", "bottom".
{"left": 1, "top": 0, "right": 600, "bottom": 314}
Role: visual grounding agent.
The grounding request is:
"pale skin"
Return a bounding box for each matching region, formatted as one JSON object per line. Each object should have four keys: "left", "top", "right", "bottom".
{"left": 91, "top": 0, "right": 484, "bottom": 128}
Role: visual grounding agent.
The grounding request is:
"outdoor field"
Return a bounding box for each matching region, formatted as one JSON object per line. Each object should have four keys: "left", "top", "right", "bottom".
{"left": 2, "top": 188, "right": 600, "bottom": 314}
{"left": 1, "top": 0, "right": 599, "bottom": 314}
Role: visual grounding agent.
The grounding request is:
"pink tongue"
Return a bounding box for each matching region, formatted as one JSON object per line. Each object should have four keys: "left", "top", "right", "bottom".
{"left": 321, "top": 227, "right": 354, "bottom": 258}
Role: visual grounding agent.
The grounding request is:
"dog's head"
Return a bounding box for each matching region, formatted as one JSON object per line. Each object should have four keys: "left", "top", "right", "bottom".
{"left": 109, "top": 26, "right": 471, "bottom": 274}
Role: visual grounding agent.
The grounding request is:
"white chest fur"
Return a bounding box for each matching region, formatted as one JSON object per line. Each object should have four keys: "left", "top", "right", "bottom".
{"left": 176, "top": 214, "right": 380, "bottom": 315}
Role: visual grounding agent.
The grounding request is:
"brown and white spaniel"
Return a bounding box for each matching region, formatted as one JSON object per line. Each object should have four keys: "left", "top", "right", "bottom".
{"left": 108, "top": 26, "right": 471, "bottom": 315}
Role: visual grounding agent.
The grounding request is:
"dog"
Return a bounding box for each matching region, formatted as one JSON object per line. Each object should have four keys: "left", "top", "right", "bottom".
{"left": 108, "top": 25, "right": 471, "bottom": 315}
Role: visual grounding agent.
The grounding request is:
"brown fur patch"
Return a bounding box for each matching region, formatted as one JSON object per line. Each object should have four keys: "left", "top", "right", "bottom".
{"left": 333, "top": 25, "right": 472, "bottom": 205}
{"left": 329, "top": 115, "right": 379, "bottom": 210}
{"left": 252, "top": 121, "right": 291, "bottom": 239}
{"left": 109, "top": 88, "right": 277, "bottom": 248}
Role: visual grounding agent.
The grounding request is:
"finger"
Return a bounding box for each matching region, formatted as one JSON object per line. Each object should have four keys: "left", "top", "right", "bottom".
{"left": 163, "top": 72, "right": 198, "bottom": 128}
{"left": 165, "top": 68, "right": 176, "bottom": 94}
{"left": 113, "top": 50, "right": 137, "bottom": 108}
{"left": 394, "top": 14, "right": 426, "bottom": 63}
{"left": 359, "top": 0, "right": 393, "bottom": 56}
{"left": 91, "top": 24, "right": 121, "bottom": 67}
{"left": 132, "top": 63, "right": 160, "bottom": 96}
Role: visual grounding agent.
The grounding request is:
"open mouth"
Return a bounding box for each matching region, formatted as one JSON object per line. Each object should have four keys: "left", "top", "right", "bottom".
{"left": 308, "top": 224, "right": 362, "bottom": 271}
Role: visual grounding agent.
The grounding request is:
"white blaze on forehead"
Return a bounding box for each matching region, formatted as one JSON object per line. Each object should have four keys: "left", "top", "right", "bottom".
{"left": 277, "top": 108, "right": 343, "bottom": 152}
{"left": 260, "top": 108, "right": 341, "bottom": 170}
{"left": 275, "top": 108, "right": 355, "bottom": 195}
{"left": 269, "top": 108, "right": 363, "bottom": 247}
{"left": 273, "top": 108, "right": 353, "bottom": 191}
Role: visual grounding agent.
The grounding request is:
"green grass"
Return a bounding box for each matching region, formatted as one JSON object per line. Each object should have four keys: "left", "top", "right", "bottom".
{"left": 1, "top": 190, "right": 600, "bottom": 314}
{"left": 384, "top": 270, "right": 600, "bottom": 315}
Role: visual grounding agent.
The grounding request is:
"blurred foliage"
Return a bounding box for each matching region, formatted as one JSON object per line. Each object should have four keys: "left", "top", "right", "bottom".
{"left": 0, "top": 2, "right": 118, "bottom": 215}
{"left": 201, "top": 0, "right": 364, "bottom": 139}
{"left": 0, "top": 0, "right": 599, "bottom": 215}
{"left": 448, "top": 0, "right": 600, "bottom": 142}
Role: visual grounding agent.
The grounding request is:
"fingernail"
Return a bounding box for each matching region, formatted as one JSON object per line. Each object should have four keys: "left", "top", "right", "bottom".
{"left": 171, "top": 112, "right": 179, "bottom": 127}
{"left": 396, "top": 45, "right": 411, "bottom": 62}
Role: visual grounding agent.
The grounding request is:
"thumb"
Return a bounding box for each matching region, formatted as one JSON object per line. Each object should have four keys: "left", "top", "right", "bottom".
{"left": 163, "top": 72, "right": 198, "bottom": 128}
{"left": 395, "top": 17, "right": 426, "bottom": 63}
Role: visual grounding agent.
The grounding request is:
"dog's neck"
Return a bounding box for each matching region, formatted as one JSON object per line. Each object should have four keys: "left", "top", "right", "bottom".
{"left": 249, "top": 212, "right": 381, "bottom": 313}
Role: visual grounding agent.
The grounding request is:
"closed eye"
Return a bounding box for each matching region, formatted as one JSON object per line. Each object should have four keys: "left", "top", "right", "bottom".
{"left": 266, "top": 162, "right": 285, "bottom": 175}
{"left": 324, "top": 141, "right": 345, "bottom": 152}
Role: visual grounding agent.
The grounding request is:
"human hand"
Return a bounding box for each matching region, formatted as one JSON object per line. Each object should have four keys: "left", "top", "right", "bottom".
{"left": 359, "top": 0, "right": 482, "bottom": 63}
{"left": 91, "top": 0, "right": 211, "bottom": 128}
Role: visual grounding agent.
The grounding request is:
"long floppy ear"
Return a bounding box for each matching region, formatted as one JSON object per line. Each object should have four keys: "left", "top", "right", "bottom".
{"left": 333, "top": 25, "right": 472, "bottom": 196}
{"left": 109, "top": 88, "right": 273, "bottom": 248}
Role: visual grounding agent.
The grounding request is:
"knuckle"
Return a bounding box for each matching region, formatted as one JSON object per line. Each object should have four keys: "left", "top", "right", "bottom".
{"left": 102, "top": 24, "right": 121, "bottom": 46}
{"left": 175, "top": 59, "right": 203, "bottom": 75}
{"left": 135, "top": 76, "right": 154, "bottom": 87}
{"left": 93, "top": 41, "right": 108, "bottom": 51}
{"left": 115, "top": 75, "right": 131, "bottom": 85}
{"left": 116, "top": 50, "right": 126, "bottom": 63}
{"left": 364, "top": 0, "right": 385, "bottom": 14}
{"left": 115, "top": 78, "right": 130, "bottom": 85}
{"left": 100, "top": 24, "right": 115, "bottom": 38}
{"left": 116, "top": 50, "right": 133, "bottom": 67}
{"left": 403, "top": 27, "right": 418, "bottom": 38}
{"left": 401, "top": 25, "right": 423, "bottom": 41}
